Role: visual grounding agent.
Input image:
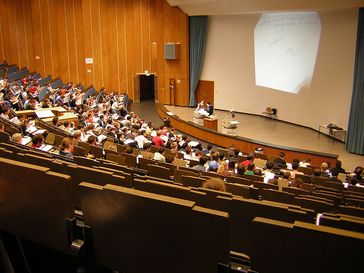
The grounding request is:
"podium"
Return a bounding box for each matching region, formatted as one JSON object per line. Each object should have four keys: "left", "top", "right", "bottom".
{"left": 203, "top": 118, "right": 218, "bottom": 131}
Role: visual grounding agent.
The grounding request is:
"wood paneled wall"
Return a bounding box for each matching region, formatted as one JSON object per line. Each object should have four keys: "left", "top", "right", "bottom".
{"left": 0, "top": 0, "right": 189, "bottom": 106}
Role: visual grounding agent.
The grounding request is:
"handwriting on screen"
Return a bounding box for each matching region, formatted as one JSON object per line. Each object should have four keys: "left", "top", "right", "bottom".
{"left": 254, "top": 12, "right": 321, "bottom": 93}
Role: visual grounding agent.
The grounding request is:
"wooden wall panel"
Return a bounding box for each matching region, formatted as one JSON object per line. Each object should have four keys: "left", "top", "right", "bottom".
{"left": 40, "top": 0, "right": 53, "bottom": 76}
{"left": 100, "top": 0, "right": 118, "bottom": 90}
{"left": 23, "top": 0, "right": 35, "bottom": 71}
{"left": 72, "top": 0, "right": 86, "bottom": 85}
{"left": 1, "top": 0, "right": 17, "bottom": 65}
{"left": 0, "top": 0, "right": 190, "bottom": 105}
{"left": 116, "top": 0, "right": 127, "bottom": 93}
{"left": 81, "top": 0, "right": 94, "bottom": 87}
{"left": 29, "top": 0, "right": 43, "bottom": 75}
{"left": 196, "top": 80, "right": 214, "bottom": 106}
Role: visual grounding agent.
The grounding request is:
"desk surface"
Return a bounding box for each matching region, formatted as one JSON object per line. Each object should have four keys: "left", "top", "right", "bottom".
{"left": 16, "top": 107, "right": 67, "bottom": 116}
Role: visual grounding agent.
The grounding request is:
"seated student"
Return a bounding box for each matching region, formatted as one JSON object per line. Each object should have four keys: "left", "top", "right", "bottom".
{"left": 244, "top": 163, "right": 255, "bottom": 175}
{"left": 320, "top": 162, "right": 330, "bottom": 177}
{"left": 241, "top": 153, "right": 254, "bottom": 168}
{"left": 165, "top": 155, "right": 175, "bottom": 164}
{"left": 153, "top": 147, "right": 166, "bottom": 162}
{"left": 206, "top": 102, "right": 213, "bottom": 116}
{"left": 59, "top": 138, "right": 74, "bottom": 159}
{"left": 254, "top": 168, "right": 262, "bottom": 176}
{"left": 299, "top": 158, "right": 311, "bottom": 167}
{"left": 217, "top": 161, "right": 230, "bottom": 177}
{"left": 273, "top": 152, "right": 287, "bottom": 169}
{"left": 330, "top": 160, "right": 346, "bottom": 177}
{"left": 192, "top": 156, "right": 208, "bottom": 172}
{"left": 236, "top": 163, "right": 246, "bottom": 177}
{"left": 202, "top": 143, "right": 213, "bottom": 156}
{"left": 11, "top": 133, "right": 22, "bottom": 144}
{"left": 227, "top": 160, "right": 236, "bottom": 176}
{"left": 208, "top": 152, "right": 219, "bottom": 172}
{"left": 262, "top": 161, "right": 276, "bottom": 183}
{"left": 202, "top": 178, "right": 226, "bottom": 192}
{"left": 352, "top": 166, "right": 364, "bottom": 185}
{"left": 31, "top": 133, "right": 44, "bottom": 149}
{"left": 290, "top": 162, "right": 304, "bottom": 179}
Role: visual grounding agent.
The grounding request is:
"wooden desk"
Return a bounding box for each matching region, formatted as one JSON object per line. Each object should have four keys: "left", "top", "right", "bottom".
{"left": 203, "top": 118, "right": 218, "bottom": 131}
{"left": 15, "top": 107, "right": 67, "bottom": 118}
{"left": 42, "top": 112, "right": 79, "bottom": 126}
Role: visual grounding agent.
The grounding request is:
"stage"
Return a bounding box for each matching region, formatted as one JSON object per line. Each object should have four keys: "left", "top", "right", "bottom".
{"left": 158, "top": 104, "right": 364, "bottom": 171}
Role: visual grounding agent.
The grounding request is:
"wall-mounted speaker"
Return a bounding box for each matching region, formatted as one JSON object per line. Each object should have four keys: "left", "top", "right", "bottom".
{"left": 164, "top": 43, "right": 181, "bottom": 60}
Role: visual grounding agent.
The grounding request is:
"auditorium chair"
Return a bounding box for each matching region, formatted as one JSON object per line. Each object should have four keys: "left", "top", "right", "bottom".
{"left": 297, "top": 166, "right": 313, "bottom": 175}
{"left": 338, "top": 205, "right": 364, "bottom": 218}
{"left": 214, "top": 195, "right": 310, "bottom": 254}
{"left": 295, "top": 173, "right": 312, "bottom": 183}
{"left": 0, "top": 131, "right": 10, "bottom": 143}
{"left": 119, "top": 152, "right": 137, "bottom": 167}
{"left": 157, "top": 161, "right": 177, "bottom": 177}
{"left": 226, "top": 176, "right": 253, "bottom": 186}
{"left": 0, "top": 157, "right": 82, "bottom": 272}
{"left": 105, "top": 153, "right": 126, "bottom": 165}
{"left": 224, "top": 182, "right": 260, "bottom": 200}
{"left": 294, "top": 196, "right": 335, "bottom": 213}
{"left": 133, "top": 178, "right": 205, "bottom": 203}
{"left": 261, "top": 188, "right": 295, "bottom": 205}
{"left": 249, "top": 217, "right": 364, "bottom": 273}
{"left": 174, "top": 168, "right": 199, "bottom": 184}
{"left": 282, "top": 186, "right": 310, "bottom": 196}
{"left": 139, "top": 156, "right": 155, "bottom": 170}
{"left": 318, "top": 213, "right": 364, "bottom": 233}
{"left": 181, "top": 175, "right": 206, "bottom": 188}
{"left": 88, "top": 145, "right": 104, "bottom": 159}
{"left": 95, "top": 166, "right": 133, "bottom": 188}
{"left": 145, "top": 163, "right": 171, "bottom": 180}
{"left": 78, "top": 182, "right": 231, "bottom": 273}
{"left": 242, "top": 173, "right": 264, "bottom": 182}
{"left": 252, "top": 181, "right": 279, "bottom": 194}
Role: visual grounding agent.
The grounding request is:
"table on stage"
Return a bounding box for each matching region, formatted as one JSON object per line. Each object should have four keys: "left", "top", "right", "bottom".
{"left": 203, "top": 117, "right": 218, "bottom": 131}
{"left": 318, "top": 125, "right": 346, "bottom": 144}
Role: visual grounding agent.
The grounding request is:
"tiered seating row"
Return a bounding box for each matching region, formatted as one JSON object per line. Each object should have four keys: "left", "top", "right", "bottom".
{"left": 1, "top": 141, "right": 363, "bottom": 273}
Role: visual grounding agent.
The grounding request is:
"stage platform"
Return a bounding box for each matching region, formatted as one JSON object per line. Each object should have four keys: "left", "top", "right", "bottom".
{"left": 158, "top": 104, "right": 364, "bottom": 171}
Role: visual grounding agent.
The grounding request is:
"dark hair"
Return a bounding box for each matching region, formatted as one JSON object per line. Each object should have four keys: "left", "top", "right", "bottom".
{"left": 247, "top": 163, "right": 255, "bottom": 171}
{"left": 247, "top": 153, "right": 254, "bottom": 161}
{"left": 279, "top": 152, "right": 285, "bottom": 158}
{"left": 199, "top": 156, "right": 207, "bottom": 165}
{"left": 253, "top": 168, "right": 262, "bottom": 176}
{"left": 236, "top": 164, "right": 246, "bottom": 175}
{"left": 335, "top": 160, "right": 342, "bottom": 168}
{"left": 32, "top": 133, "right": 44, "bottom": 146}
{"left": 292, "top": 162, "right": 299, "bottom": 170}
{"left": 87, "top": 135, "right": 97, "bottom": 145}
{"left": 165, "top": 155, "right": 174, "bottom": 163}
{"left": 266, "top": 161, "right": 274, "bottom": 170}
{"left": 158, "top": 147, "right": 165, "bottom": 154}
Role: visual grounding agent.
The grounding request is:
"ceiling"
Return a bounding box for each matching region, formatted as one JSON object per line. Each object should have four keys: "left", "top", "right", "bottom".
{"left": 166, "top": 0, "right": 364, "bottom": 15}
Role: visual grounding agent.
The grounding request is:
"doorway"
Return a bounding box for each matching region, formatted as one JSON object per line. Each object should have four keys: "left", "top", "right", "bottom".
{"left": 139, "top": 74, "right": 155, "bottom": 101}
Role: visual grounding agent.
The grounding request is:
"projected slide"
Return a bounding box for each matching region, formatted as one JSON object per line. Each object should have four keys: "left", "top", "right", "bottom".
{"left": 254, "top": 12, "right": 321, "bottom": 93}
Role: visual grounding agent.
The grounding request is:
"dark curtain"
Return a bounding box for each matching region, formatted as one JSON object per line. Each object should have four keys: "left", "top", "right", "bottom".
{"left": 346, "top": 8, "right": 364, "bottom": 154}
{"left": 189, "top": 16, "right": 208, "bottom": 107}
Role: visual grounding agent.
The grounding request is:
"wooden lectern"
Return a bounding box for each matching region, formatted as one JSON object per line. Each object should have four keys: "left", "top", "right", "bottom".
{"left": 203, "top": 118, "right": 218, "bottom": 131}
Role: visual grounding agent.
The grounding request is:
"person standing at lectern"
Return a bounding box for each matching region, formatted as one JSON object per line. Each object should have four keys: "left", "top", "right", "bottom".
{"left": 206, "top": 102, "right": 213, "bottom": 116}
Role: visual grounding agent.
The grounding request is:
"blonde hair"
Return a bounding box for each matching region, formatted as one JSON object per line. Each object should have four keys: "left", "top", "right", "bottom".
{"left": 217, "top": 161, "right": 228, "bottom": 175}
{"left": 60, "top": 137, "right": 74, "bottom": 151}
{"left": 11, "top": 133, "right": 22, "bottom": 143}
